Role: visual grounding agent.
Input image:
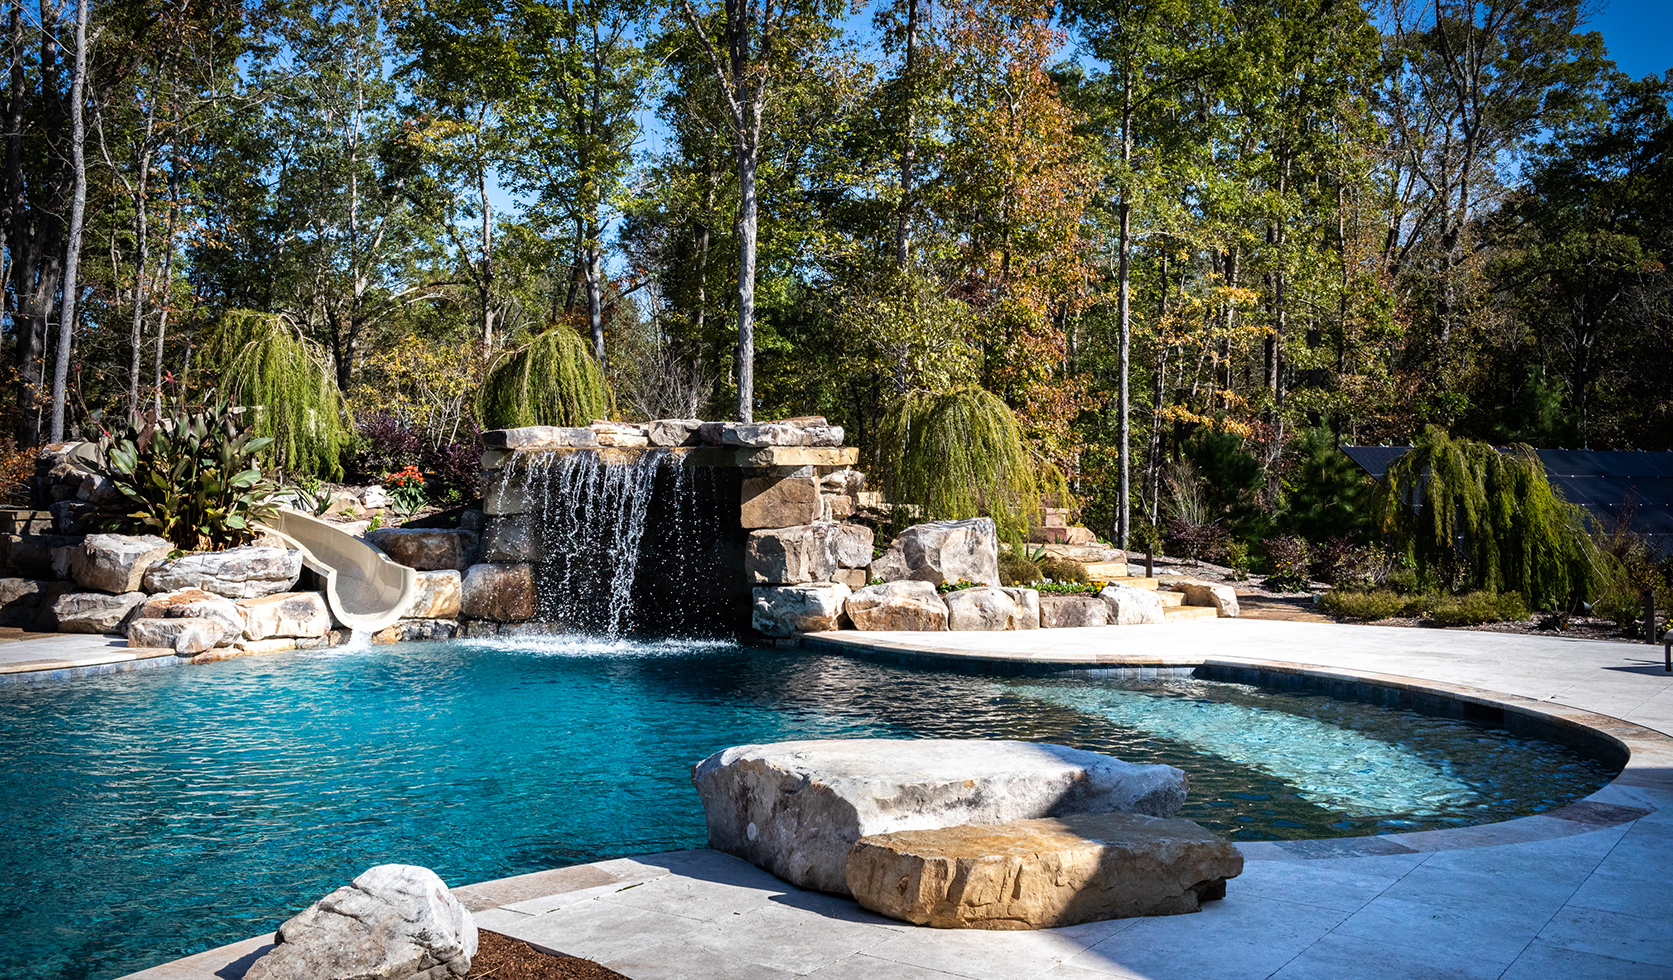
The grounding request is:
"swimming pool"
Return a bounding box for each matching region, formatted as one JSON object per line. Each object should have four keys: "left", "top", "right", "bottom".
{"left": 0, "top": 638, "right": 1618, "bottom": 980}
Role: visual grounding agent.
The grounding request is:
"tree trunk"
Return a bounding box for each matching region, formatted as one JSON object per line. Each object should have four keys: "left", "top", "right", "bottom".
{"left": 893, "top": 0, "right": 918, "bottom": 268}
{"left": 735, "top": 138, "right": 757, "bottom": 423}
{"left": 1113, "top": 85, "right": 1132, "bottom": 551}
{"left": 49, "top": 0, "right": 89, "bottom": 441}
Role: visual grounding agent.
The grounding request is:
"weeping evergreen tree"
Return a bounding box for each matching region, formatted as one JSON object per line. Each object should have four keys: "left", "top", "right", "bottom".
{"left": 477, "top": 327, "right": 609, "bottom": 429}
{"left": 876, "top": 387, "right": 1062, "bottom": 543}
{"left": 1375, "top": 426, "right": 1597, "bottom": 608}
{"left": 207, "top": 310, "right": 352, "bottom": 480}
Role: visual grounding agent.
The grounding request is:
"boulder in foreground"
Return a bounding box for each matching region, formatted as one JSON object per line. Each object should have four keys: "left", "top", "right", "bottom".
{"left": 867, "top": 518, "right": 1000, "bottom": 587}
{"left": 845, "top": 580, "right": 948, "bottom": 631}
{"left": 245, "top": 864, "right": 477, "bottom": 980}
{"left": 847, "top": 812, "right": 1243, "bottom": 929}
{"left": 691, "top": 738, "right": 1189, "bottom": 896}
{"left": 752, "top": 582, "right": 851, "bottom": 636}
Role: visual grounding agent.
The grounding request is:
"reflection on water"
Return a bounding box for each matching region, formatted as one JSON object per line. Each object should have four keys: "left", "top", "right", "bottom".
{"left": 0, "top": 640, "right": 1616, "bottom": 980}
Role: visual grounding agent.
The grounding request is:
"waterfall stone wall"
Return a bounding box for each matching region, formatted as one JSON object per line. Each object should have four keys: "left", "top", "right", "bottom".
{"left": 462, "top": 419, "right": 867, "bottom": 637}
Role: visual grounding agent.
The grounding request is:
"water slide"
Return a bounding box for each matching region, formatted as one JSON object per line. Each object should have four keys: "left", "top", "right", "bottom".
{"left": 261, "top": 508, "right": 417, "bottom": 632}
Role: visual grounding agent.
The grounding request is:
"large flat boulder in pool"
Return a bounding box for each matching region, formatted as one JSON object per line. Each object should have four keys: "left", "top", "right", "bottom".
{"left": 245, "top": 864, "right": 477, "bottom": 980}
{"left": 847, "top": 811, "right": 1243, "bottom": 930}
{"left": 691, "top": 738, "right": 1188, "bottom": 895}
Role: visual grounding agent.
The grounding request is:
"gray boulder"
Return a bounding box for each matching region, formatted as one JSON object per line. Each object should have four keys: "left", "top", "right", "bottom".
{"left": 830, "top": 523, "right": 875, "bottom": 568}
{"left": 1039, "top": 594, "right": 1108, "bottom": 628}
{"left": 131, "top": 589, "right": 244, "bottom": 646}
{"left": 647, "top": 418, "right": 704, "bottom": 447}
{"left": 1101, "top": 584, "right": 1166, "bottom": 625}
{"left": 128, "top": 617, "right": 225, "bottom": 655}
{"left": 868, "top": 518, "right": 1000, "bottom": 587}
{"left": 480, "top": 516, "right": 536, "bottom": 562}
{"left": 845, "top": 580, "right": 948, "bottom": 631}
{"left": 745, "top": 524, "right": 838, "bottom": 585}
{"left": 244, "top": 864, "right": 477, "bottom": 980}
{"left": 50, "top": 591, "right": 147, "bottom": 633}
{"left": 480, "top": 426, "right": 597, "bottom": 450}
{"left": 692, "top": 738, "right": 1189, "bottom": 896}
{"left": 142, "top": 546, "right": 303, "bottom": 599}
{"left": 942, "top": 586, "right": 1015, "bottom": 631}
{"left": 752, "top": 583, "right": 851, "bottom": 637}
{"left": 590, "top": 422, "right": 649, "bottom": 447}
{"left": 0, "top": 578, "right": 51, "bottom": 627}
{"left": 1003, "top": 587, "right": 1040, "bottom": 629}
{"left": 70, "top": 533, "right": 172, "bottom": 594}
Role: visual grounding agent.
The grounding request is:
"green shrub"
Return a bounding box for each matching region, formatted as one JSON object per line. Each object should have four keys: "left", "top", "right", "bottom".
{"left": 87, "top": 394, "right": 282, "bottom": 552}
{"left": 478, "top": 327, "right": 609, "bottom": 429}
{"left": 209, "top": 310, "right": 352, "bottom": 480}
{"left": 937, "top": 578, "right": 981, "bottom": 594}
{"left": 1035, "top": 581, "right": 1102, "bottom": 595}
{"left": 1038, "top": 556, "right": 1088, "bottom": 583}
{"left": 999, "top": 554, "right": 1042, "bottom": 586}
{"left": 875, "top": 386, "right": 1062, "bottom": 544}
{"left": 1319, "top": 589, "right": 1409, "bottom": 621}
{"left": 1376, "top": 426, "right": 1597, "bottom": 608}
{"left": 1182, "top": 427, "right": 1269, "bottom": 542}
{"left": 1262, "top": 536, "right": 1311, "bottom": 592}
{"left": 1279, "top": 428, "right": 1377, "bottom": 543}
{"left": 1427, "top": 591, "right": 1529, "bottom": 626}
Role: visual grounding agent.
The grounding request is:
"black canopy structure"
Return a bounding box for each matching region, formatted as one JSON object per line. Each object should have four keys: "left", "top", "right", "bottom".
{"left": 1341, "top": 446, "right": 1673, "bottom": 556}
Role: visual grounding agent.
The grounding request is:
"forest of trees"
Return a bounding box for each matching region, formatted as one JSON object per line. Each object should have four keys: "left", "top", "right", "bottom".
{"left": 2, "top": 0, "right": 1669, "bottom": 546}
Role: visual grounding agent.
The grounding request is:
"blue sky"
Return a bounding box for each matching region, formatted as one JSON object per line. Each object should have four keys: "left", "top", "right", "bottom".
{"left": 1592, "top": 0, "right": 1673, "bottom": 80}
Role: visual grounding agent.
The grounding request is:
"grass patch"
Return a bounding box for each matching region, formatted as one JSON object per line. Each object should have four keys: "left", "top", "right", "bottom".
{"left": 1321, "top": 588, "right": 1529, "bottom": 625}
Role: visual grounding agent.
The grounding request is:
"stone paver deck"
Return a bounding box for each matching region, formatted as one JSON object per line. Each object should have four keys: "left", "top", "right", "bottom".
{"left": 112, "top": 620, "right": 1673, "bottom": 980}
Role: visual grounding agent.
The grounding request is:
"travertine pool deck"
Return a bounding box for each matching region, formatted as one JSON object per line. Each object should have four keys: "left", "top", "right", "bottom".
{"left": 111, "top": 619, "right": 1673, "bottom": 980}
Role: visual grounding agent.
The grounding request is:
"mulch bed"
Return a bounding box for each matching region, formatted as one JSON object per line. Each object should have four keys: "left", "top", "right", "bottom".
{"left": 467, "top": 930, "right": 629, "bottom": 980}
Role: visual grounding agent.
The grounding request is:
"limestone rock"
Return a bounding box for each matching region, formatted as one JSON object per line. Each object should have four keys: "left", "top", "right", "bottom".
{"left": 745, "top": 524, "right": 837, "bottom": 585}
{"left": 142, "top": 546, "right": 303, "bottom": 599}
{"left": 482, "top": 478, "right": 527, "bottom": 517}
{"left": 70, "top": 533, "right": 172, "bottom": 594}
{"left": 239, "top": 592, "right": 333, "bottom": 640}
{"left": 740, "top": 475, "right": 821, "bottom": 529}
{"left": 698, "top": 421, "right": 736, "bottom": 445}
{"left": 50, "top": 591, "right": 146, "bottom": 633}
{"left": 368, "top": 528, "right": 479, "bottom": 572}
{"left": 846, "top": 812, "right": 1243, "bottom": 929}
{"left": 1038, "top": 594, "right": 1108, "bottom": 629}
{"left": 1101, "top": 584, "right": 1166, "bottom": 626}
{"left": 1178, "top": 580, "right": 1239, "bottom": 617}
{"left": 647, "top": 419, "right": 704, "bottom": 447}
{"left": 867, "top": 518, "right": 1000, "bottom": 587}
{"left": 128, "top": 616, "right": 225, "bottom": 655}
{"left": 132, "top": 589, "right": 244, "bottom": 646}
{"left": 480, "top": 426, "right": 598, "bottom": 450}
{"left": 245, "top": 864, "right": 477, "bottom": 980}
{"left": 832, "top": 568, "right": 869, "bottom": 590}
{"left": 1003, "top": 587, "right": 1040, "bottom": 630}
{"left": 480, "top": 516, "right": 536, "bottom": 562}
{"left": 360, "top": 486, "right": 392, "bottom": 510}
{"left": 845, "top": 580, "right": 949, "bottom": 631}
{"left": 821, "top": 468, "right": 867, "bottom": 497}
{"left": 831, "top": 523, "right": 875, "bottom": 568}
{"left": 590, "top": 421, "right": 649, "bottom": 447}
{"left": 460, "top": 563, "right": 535, "bottom": 622}
{"left": 822, "top": 494, "right": 855, "bottom": 520}
{"left": 691, "top": 738, "right": 1189, "bottom": 895}
{"left": 403, "top": 570, "right": 463, "bottom": 620}
{"left": 942, "top": 586, "right": 1015, "bottom": 631}
{"left": 752, "top": 582, "right": 852, "bottom": 637}
{"left": 373, "top": 619, "right": 460, "bottom": 644}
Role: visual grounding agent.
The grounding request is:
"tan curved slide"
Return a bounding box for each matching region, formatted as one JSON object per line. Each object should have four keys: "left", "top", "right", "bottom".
{"left": 262, "top": 508, "right": 418, "bottom": 632}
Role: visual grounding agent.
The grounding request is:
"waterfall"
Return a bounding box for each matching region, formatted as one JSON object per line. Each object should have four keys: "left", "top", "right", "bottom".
{"left": 492, "top": 448, "right": 725, "bottom": 637}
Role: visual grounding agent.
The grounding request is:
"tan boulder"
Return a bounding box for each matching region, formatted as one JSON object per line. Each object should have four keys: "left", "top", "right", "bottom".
{"left": 1101, "top": 584, "right": 1166, "bottom": 625}
{"left": 403, "top": 570, "right": 462, "bottom": 620}
{"left": 1003, "top": 587, "right": 1040, "bottom": 629}
{"left": 740, "top": 475, "right": 821, "bottom": 529}
{"left": 70, "top": 533, "right": 173, "bottom": 594}
{"left": 745, "top": 524, "right": 838, "bottom": 585}
{"left": 128, "top": 617, "right": 225, "bottom": 655}
{"left": 1038, "top": 594, "right": 1108, "bottom": 628}
{"left": 238, "top": 592, "right": 333, "bottom": 640}
{"left": 460, "top": 563, "right": 535, "bottom": 622}
{"left": 367, "top": 528, "right": 479, "bottom": 572}
{"left": 942, "top": 586, "right": 1015, "bottom": 631}
{"left": 752, "top": 583, "right": 851, "bottom": 636}
{"left": 845, "top": 580, "right": 948, "bottom": 631}
{"left": 132, "top": 589, "right": 243, "bottom": 646}
{"left": 590, "top": 421, "right": 649, "bottom": 447}
{"left": 1178, "top": 580, "right": 1239, "bottom": 617}
{"left": 846, "top": 812, "right": 1243, "bottom": 930}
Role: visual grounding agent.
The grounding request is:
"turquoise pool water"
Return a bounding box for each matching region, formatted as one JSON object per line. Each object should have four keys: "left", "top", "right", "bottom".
{"left": 0, "top": 638, "right": 1617, "bottom": 980}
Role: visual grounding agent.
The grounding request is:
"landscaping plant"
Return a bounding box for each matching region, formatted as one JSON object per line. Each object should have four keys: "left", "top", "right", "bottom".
{"left": 86, "top": 394, "right": 282, "bottom": 551}
{"left": 207, "top": 310, "right": 353, "bottom": 480}
{"left": 383, "top": 464, "right": 428, "bottom": 512}
{"left": 1261, "top": 536, "right": 1311, "bottom": 592}
{"left": 477, "top": 326, "right": 609, "bottom": 429}
{"left": 1375, "top": 426, "right": 1598, "bottom": 609}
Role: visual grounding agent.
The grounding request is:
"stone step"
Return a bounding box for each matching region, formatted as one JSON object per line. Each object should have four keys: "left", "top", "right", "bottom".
{"left": 1156, "top": 590, "right": 1185, "bottom": 607}
{"left": 1163, "top": 605, "right": 1217, "bottom": 623}
{"left": 1081, "top": 563, "right": 1136, "bottom": 580}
